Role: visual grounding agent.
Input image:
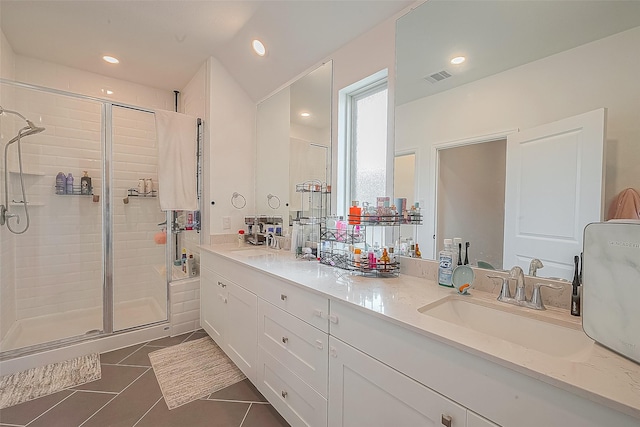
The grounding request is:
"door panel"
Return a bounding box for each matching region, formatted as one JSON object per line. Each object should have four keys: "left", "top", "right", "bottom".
{"left": 504, "top": 108, "right": 606, "bottom": 280}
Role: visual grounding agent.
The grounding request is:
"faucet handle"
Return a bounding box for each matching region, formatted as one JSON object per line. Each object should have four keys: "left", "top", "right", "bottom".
{"left": 487, "top": 275, "right": 512, "bottom": 301}
{"left": 530, "top": 283, "right": 563, "bottom": 310}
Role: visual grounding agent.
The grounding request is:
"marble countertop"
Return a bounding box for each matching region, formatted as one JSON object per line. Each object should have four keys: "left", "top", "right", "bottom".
{"left": 200, "top": 244, "right": 640, "bottom": 420}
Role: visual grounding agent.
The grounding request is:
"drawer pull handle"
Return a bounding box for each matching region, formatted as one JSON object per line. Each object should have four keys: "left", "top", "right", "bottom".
{"left": 281, "top": 390, "right": 288, "bottom": 398}
{"left": 280, "top": 294, "right": 287, "bottom": 301}
{"left": 441, "top": 414, "right": 452, "bottom": 427}
{"left": 217, "top": 281, "right": 226, "bottom": 288}
{"left": 282, "top": 336, "right": 289, "bottom": 344}
{"left": 219, "top": 295, "right": 227, "bottom": 304}
{"left": 313, "top": 309, "right": 323, "bottom": 318}
{"left": 315, "top": 340, "right": 323, "bottom": 349}
{"left": 329, "top": 314, "right": 339, "bottom": 324}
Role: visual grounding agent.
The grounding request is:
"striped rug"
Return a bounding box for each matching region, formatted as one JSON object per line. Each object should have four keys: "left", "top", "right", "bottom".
{"left": 149, "top": 336, "right": 246, "bottom": 409}
{"left": 0, "top": 353, "right": 101, "bottom": 409}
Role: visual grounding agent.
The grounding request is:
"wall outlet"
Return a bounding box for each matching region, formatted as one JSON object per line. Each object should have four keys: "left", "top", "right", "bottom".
{"left": 222, "top": 216, "right": 231, "bottom": 230}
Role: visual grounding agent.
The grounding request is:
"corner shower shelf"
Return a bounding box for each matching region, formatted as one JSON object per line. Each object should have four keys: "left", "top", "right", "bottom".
{"left": 10, "top": 201, "right": 44, "bottom": 206}
{"left": 128, "top": 188, "right": 157, "bottom": 198}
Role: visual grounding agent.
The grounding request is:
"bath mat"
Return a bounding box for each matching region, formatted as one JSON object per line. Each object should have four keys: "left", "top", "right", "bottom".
{"left": 149, "top": 336, "right": 245, "bottom": 410}
{"left": 0, "top": 353, "right": 101, "bottom": 409}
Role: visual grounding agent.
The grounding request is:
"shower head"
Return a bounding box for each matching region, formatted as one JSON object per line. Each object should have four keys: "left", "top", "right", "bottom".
{"left": 5, "top": 125, "right": 45, "bottom": 146}
{"left": 0, "top": 106, "right": 45, "bottom": 134}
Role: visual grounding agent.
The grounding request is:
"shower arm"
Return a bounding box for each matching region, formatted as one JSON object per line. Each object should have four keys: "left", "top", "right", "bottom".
{"left": 0, "top": 106, "right": 43, "bottom": 133}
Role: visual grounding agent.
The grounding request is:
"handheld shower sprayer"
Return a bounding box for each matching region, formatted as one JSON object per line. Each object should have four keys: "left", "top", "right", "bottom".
{"left": 1, "top": 105, "right": 46, "bottom": 234}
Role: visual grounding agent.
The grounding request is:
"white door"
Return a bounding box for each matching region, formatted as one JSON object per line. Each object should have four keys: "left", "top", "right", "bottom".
{"left": 503, "top": 108, "right": 606, "bottom": 280}
{"left": 328, "top": 337, "right": 466, "bottom": 427}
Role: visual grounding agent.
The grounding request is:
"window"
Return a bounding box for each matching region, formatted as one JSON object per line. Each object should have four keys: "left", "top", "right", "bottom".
{"left": 337, "top": 71, "right": 389, "bottom": 216}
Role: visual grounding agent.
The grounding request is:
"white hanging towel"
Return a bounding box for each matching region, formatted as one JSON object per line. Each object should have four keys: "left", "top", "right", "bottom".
{"left": 155, "top": 110, "right": 198, "bottom": 211}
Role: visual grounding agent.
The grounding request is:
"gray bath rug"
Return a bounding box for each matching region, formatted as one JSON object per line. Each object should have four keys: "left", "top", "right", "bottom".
{"left": 0, "top": 353, "right": 101, "bottom": 409}
{"left": 149, "top": 336, "right": 246, "bottom": 410}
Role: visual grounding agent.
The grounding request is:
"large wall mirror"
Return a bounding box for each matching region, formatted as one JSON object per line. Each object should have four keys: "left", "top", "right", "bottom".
{"left": 395, "top": 1, "right": 640, "bottom": 279}
{"left": 256, "top": 61, "right": 332, "bottom": 223}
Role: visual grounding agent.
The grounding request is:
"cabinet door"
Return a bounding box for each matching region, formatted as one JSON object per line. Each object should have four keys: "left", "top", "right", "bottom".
{"left": 467, "top": 412, "right": 500, "bottom": 427}
{"left": 329, "top": 337, "right": 467, "bottom": 427}
{"left": 225, "top": 281, "right": 258, "bottom": 383}
{"left": 200, "top": 267, "right": 226, "bottom": 345}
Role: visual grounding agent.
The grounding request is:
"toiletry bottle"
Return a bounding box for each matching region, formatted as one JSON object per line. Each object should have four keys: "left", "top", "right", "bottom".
{"left": 571, "top": 255, "right": 581, "bottom": 316}
{"left": 414, "top": 243, "right": 421, "bottom": 258}
{"left": 188, "top": 254, "right": 198, "bottom": 277}
{"left": 182, "top": 248, "right": 187, "bottom": 273}
{"left": 81, "top": 171, "right": 92, "bottom": 195}
{"left": 56, "top": 172, "right": 66, "bottom": 195}
{"left": 145, "top": 178, "right": 153, "bottom": 195}
{"left": 66, "top": 173, "right": 74, "bottom": 195}
{"left": 238, "top": 230, "right": 245, "bottom": 248}
{"left": 138, "top": 178, "right": 145, "bottom": 195}
{"left": 438, "top": 239, "right": 454, "bottom": 287}
{"left": 379, "top": 248, "right": 390, "bottom": 271}
{"left": 354, "top": 248, "right": 362, "bottom": 267}
{"left": 349, "top": 201, "right": 361, "bottom": 225}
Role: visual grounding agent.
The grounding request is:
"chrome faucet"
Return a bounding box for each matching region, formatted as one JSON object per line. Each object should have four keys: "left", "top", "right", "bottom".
{"left": 509, "top": 266, "right": 527, "bottom": 303}
{"left": 528, "top": 258, "right": 544, "bottom": 276}
{"left": 488, "top": 266, "right": 562, "bottom": 310}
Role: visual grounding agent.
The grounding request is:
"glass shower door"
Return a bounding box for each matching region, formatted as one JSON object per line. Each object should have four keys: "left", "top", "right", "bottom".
{"left": 0, "top": 83, "right": 104, "bottom": 352}
{"left": 111, "top": 105, "right": 167, "bottom": 331}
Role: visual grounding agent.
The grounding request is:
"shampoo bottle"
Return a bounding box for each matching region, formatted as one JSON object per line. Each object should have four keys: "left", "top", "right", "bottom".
{"left": 438, "top": 239, "right": 454, "bottom": 287}
{"left": 56, "top": 172, "right": 66, "bottom": 195}
{"left": 348, "top": 201, "right": 361, "bottom": 225}
{"left": 66, "top": 173, "right": 74, "bottom": 195}
{"left": 81, "top": 171, "right": 92, "bottom": 195}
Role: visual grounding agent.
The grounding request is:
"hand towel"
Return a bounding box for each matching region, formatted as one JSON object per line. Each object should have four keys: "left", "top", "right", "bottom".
{"left": 155, "top": 110, "right": 198, "bottom": 211}
{"left": 607, "top": 188, "right": 640, "bottom": 220}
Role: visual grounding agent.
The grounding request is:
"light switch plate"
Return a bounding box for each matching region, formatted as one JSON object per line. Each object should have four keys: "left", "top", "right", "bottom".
{"left": 222, "top": 216, "right": 231, "bottom": 230}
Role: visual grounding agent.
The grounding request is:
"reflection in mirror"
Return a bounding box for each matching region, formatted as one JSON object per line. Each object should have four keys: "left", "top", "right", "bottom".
{"left": 394, "top": 152, "right": 417, "bottom": 242}
{"left": 436, "top": 139, "right": 505, "bottom": 270}
{"left": 256, "top": 61, "right": 332, "bottom": 225}
{"left": 395, "top": 1, "right": 640, "bottom": 278}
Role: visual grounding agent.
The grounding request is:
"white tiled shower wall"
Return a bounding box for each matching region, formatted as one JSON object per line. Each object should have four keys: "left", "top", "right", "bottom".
{"left": 1, "top": 34, "right": 179, "bottom": 335}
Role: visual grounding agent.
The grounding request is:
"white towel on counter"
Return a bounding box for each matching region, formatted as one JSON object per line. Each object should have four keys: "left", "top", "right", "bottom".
{"left": 155, "top": 110, "right": 198, "bottom": 211}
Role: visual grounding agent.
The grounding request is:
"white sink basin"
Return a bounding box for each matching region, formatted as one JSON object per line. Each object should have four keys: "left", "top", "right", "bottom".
{"left": 418, "top": 296, "right": 594, "bottom": 361}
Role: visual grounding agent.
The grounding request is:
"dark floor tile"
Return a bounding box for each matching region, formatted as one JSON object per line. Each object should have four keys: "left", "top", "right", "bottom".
{"left": 145, "top": 333, "right": 191, "bottom": 347}
{"left": 117, "top": 345, "right": 163, "bottom": 367}
{"left": 28, "top": 391, "right": 113, "bottom": 427}
{"left": 242, "top": 403, "right": 290, "bottom": 427}
{"left": 208, "top": 379, "right": 267, "bottom": 402}
{"left": 136, "top": 399, "right": 249, "bottom": 427}
{"left": 81, "top": 369, "right": 162, "bottom": 427}
{"left": 73, "top": 364, "right": 147, "bottom": 393}
{"left": 183, "top": 332, "right": 208, "bottom": 343}
{"left": 100, "top": 343, "right": 145, "bottom": 365}
{"left": 0, "top": 389, "right": 73, "bottom": 425}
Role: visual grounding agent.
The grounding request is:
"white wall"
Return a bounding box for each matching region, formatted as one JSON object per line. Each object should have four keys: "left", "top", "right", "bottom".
{"left": 207, "top": 56, "right": 256, "bottom": 236}
{"left": 396, "top": 27, "right": 640, "bottom": 260}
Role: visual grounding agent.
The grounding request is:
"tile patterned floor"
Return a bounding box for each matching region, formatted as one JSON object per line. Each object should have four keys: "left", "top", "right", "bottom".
{"left": 0, "top": 330, "right": 290, "bottom": 427}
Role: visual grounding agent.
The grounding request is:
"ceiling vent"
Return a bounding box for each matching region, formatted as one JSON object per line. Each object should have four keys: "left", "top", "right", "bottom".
{"left": 424, "top": 70, "right": 452, "bottom": 84}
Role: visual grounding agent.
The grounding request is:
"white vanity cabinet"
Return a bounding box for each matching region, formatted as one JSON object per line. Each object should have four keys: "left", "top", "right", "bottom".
{"left": 200, "top": 266, "right": 226, "bottom": 344}
{"left": 329, "top": 336, "right": 467, "bottom": 427}
{"left": 467, "top": 412, "right": 500, "bottom": 427}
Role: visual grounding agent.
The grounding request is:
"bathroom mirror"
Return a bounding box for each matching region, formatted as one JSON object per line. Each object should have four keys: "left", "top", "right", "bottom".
{"left": 395, "top": 1, "right": 640, "bottom": 278}
{"left": 256, "top": 61, "right": 332, "bottom": 224}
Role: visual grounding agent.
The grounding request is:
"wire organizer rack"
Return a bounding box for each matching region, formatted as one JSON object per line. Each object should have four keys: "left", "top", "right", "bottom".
{"left": 127, "top": 188, "right": 157, "bottom": 198}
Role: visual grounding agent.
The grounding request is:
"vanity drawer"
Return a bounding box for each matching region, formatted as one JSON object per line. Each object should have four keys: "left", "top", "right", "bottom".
{"left": 259, "top": 278, "right": 329, "bottom": 333}
{"left": 258, "top": 299, "right": 328, "bottom": 397}
{"left": 257, "top": 348, "right": 328, "bottom": 427}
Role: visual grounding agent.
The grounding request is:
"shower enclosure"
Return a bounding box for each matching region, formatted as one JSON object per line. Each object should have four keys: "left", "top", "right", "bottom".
{"left": 0, "top": 80, "right": 199, "bottom": 359}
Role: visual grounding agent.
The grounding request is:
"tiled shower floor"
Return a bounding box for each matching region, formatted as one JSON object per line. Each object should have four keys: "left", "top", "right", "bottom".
{"left": 0, "top": 330, "right": 290, "bottom": 427}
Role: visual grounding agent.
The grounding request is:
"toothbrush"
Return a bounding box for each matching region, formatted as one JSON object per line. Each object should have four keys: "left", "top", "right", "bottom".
{"left": 457, "top": 243, "right": 463, "bottom": 266}
{"left": 464, "top": 242, "right": 470, "bottom": 265}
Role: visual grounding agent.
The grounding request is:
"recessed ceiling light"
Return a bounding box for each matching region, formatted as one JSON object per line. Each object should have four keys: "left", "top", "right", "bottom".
{"left": 300, "top": 112, "right": 311, "bottom": 117}
{"left": 103, "top": 55, "right": 119, "bottom": 64}
{"left": 450, "top": 56, "right": 466, "bottom": 65}
{"left": 252, "top": 39, "right": 266, "bottom": 57}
